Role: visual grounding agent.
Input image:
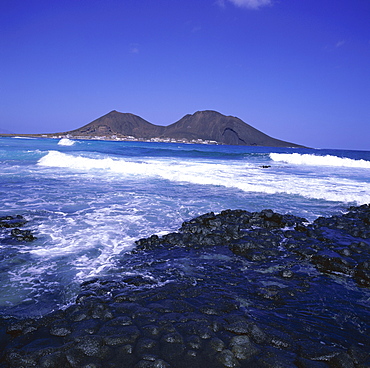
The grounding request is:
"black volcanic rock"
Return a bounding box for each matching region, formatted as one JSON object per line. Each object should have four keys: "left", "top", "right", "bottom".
{"left": 2, "top": 205, "right": 370, "bottom": 368}
{"left": 63, "top": 110, "right": 304, "bottom": 147}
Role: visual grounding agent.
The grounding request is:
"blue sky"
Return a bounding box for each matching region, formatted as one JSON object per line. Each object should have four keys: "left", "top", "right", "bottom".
{"left": 1, "top": 0, "right": 369, "bottom": 150}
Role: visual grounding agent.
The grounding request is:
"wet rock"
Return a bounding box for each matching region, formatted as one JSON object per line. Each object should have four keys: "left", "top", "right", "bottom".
{"left": 257, "top": 347, "right": 297, "bottom": 368}
{"left": 329, "top": 351, "right": 355, "bottom": 368}
{"left": 349, "top": 241, "right": 370, "bottom": 254}
{"left": 92, "top": 304, "right": 113, "bottom": 320}
{"left": 181, "top": 350, "right": 202, "bottom": 368}
{"left": 5, "top": 350, "right": 38, "bottom": 367}
{"left": 215, "top": 349, "right": 240, "bottom": 367}
{"left": 0, "top": 215, "right": 38, "bottom": 243}
{"left": 65, "top": 305, "right": 87, "bottom": 322}
{"left": 75, "top": 335, "right": 104, "bottom": 357}
{"left": 2, "top": 205, "right": 370, "bottom": 367}
{"left": 135, "top": 337, "right": 160, "bottom": 357}
{"left": 314, "top": 204, "right": 370, "bottom": 238}
{"left": 49, "top": 320, "right": 72, "bottom": 337}
{"left": 6, "top": 318, "right": 37, "bottom": 337}
{"left": 354, "top": 261, "right": 370, "bottom": 287}
{"left": 10, "top": 228, "right": 36, "bottom": 241}
{"left": 111, "top": 344, "right": 136, "bottom": 366}
{"left": 271, "top": 338, "right": 291, "bottom": 351}
{"left": 257, "top": 285, "right": 285, "bottom": 301}
{"left": 121, "top": 275, "right": 158, "bottom": 287}
{"left": 70, "top": 318, "right": 101, "bottom": 337}
{"left": 176, "top": 320, "right": 208, "bottom": 339}
{"left": 280, "top": 269, "right": 294, "bottom": 278}
{"left": 311, "top": 253, "right": 354, "bottom": 276}
{"left": 248, "top": 323, "right": 268, "bottom": 344}
{"left": 69, "top": 311, "right": 88, "bottom": 322}
{"left": 65, "top": 347, "right": 86, "bottom": 367}
{"left": 229, "top": 230, "right": 281, "bottom": 261}
{"left": 99, "top": 324, "right": 140, "bottom": 345}
{"left": 0, "top": 215, "right": 27, "bottom": 228}
{"left": 347, "top": 345, "right": 370, "bottom": 365}
{"left": 134, "top": 208, "right": 308, "bottom": 255}
{"left": 164, "top": 300, "right": 194, "bottom": 313}
{"left": 161, "top": 232, "right": 186, "bottom": 247}
{"left": 298, "top": 341, "right": 342, "bottom": 362}
{"left": 160, "top": 332, "right": 186, "bottom": 360}
{"left": 337, "top": 247, "right": 351, "bottom": 256}
{"left": 206, "top": 337, "right": 225, "bottom": 354}
{"left": 135, "top": 358, "right": 170, "bottom": 368}
{"left": 229, "top": 335, "right": 260, "bottom": 360}
{"left": 75, "top": 290, "right": 97, "bottom": 305}
{"left": 152, "top": 359, "right": 171, "bottom": 368}
{"left": 186, "top": 335, "right": 203, "bottom": 350}
{"left": 141, "top": 325, "right": 161, "bottom": 338}
{"left": 295, "top": 357, "right": 329, "bottom": 368}
{"left": 108, "top": 316, "right": 133, "bottom": 326}
{"left": 135, "top": 234, "right": 162, "bottom": 251}
{"left": 39, "top": 351, "right": 69, "bottom": 368}
{"left": 224, "top": 321, "right": 250, "bottom": 335}
{"left": 200, "top": 305, "right": 222, "bottom": 315}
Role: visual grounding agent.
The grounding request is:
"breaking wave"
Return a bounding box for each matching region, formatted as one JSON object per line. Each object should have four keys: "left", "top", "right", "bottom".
{"left": 37, "top": 151, "right": 370, "bottom": 204}
{"left": 270, "top": 153, "right": 370, "bottom": 168}
{"left": 58, "top": 138, "right": 76, "bottom": 146}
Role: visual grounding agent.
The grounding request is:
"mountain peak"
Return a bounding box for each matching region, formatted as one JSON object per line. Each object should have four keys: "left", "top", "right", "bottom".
{"left": 62, "top": 110, "right": 304, "bottom": 147}
{"left": 192, "top": 110, "right": 223, "bottom": 116}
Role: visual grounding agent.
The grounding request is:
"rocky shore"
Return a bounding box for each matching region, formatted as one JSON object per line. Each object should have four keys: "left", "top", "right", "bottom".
{"left": 1, "top": 205, "right": 370, "bottom": 367}
{"left": 0, "top": 215, "right": 37, "bottom": 243}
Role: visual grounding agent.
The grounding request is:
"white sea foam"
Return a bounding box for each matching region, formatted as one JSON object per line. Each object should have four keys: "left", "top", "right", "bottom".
{"left": 270, "top": 153, "right": 370, "bottom": 168}
{"left": 58, "top": 138, "right": 76, "bottom": 146}
{"left": 24, "top": 203, "right": 155, "bottom": 283}
{"left": 37, "top": 151, "right": 370, "bottom": 204}
{"left": 4, "top": 140, "right": 370, "bottom": 316}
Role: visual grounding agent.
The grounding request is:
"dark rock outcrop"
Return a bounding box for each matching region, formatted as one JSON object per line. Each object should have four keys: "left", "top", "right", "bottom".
{"left": 63, "top": 110, "right": 304, "bottom": 147}
{"left": 1, "top": 205, "right": 370, "bottom": 368}
{"left": 0, "top": 215, "right": 37, "bottom": 242}
{"left": 0, "top": 215, "right": 27, "bottom": 229}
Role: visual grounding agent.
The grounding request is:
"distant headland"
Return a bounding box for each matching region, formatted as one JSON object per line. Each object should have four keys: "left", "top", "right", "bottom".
{"left": 1, "top": 110, "right": 305, "bottom": 147}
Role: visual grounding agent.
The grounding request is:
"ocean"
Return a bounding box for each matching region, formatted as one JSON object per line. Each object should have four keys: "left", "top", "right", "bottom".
{"left": 1, "top": 136, "right": 370, "bottom": 318}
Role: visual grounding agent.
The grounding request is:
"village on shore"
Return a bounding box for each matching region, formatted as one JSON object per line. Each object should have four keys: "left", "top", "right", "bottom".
{"left": 2, "top": 133, "right": 221, "bottom": 145}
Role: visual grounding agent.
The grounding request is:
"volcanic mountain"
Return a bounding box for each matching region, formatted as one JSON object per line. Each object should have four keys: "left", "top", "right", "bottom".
{"left": 63, "top": 110, "right": 303, "bottom": 147}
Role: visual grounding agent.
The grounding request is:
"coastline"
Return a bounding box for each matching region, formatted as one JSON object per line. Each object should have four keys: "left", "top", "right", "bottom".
{"left": 0, "top": 133, "right": 221, "bottom": 145}
{"left": 1, "top": 205, "right": 369, "bottom": 367}
{"left": 0, "top": 133, "right": 308, "bottom": 148}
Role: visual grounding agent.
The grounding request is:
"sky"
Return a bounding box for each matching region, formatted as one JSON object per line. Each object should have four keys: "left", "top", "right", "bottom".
{"left": 0, "top": 0, "right": 369, "bottom": 150}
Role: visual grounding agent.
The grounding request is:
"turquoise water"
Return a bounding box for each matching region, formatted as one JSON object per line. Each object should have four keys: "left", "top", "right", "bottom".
{"left": 1, "top": 136, "right": 370, "bottom": 316}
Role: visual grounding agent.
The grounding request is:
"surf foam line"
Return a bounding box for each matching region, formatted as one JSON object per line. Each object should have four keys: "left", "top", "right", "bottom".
{"left": 270, "top": 153, "right": 370, "bottom": 168}
{"left": 57, "top": 138, "right": 76, "bottom": 146}
{"left": 37, "top": 151, "right": 370, "bottom": 204}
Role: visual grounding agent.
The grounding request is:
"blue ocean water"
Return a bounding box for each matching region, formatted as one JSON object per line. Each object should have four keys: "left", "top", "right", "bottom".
{"left": 1, "top": 136, "right": 370, "bottom": 317}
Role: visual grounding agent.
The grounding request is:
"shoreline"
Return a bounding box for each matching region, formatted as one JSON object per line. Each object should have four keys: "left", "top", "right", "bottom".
{"left": 0, "top": 133, "right": 221, "bottom": 145}
{"left": 1, "top": 205, "right": 370, "bottom": 367}
{"left": 0, "top": 134, "right": 308, "bottom": 148}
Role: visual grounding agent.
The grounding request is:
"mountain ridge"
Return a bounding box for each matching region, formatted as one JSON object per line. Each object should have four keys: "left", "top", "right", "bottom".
{"left": 61, "top": 110, "right": 303, "bottom": 147}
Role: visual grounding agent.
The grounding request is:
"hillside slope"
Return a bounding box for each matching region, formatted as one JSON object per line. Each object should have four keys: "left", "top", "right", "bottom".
{"left": 63, "top": 110, "right": 303, "bottom": 147}
{"left": 162, "top": 110, "right": 298, "bottom": 147}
